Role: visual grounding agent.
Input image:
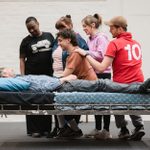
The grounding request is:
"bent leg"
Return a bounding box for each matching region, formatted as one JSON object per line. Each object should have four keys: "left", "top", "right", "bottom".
{"left": 130, "top": 115, "right": 144, "bottom": 127}
{"left": 115, "top": 115, "right": 128, "bottom": 128}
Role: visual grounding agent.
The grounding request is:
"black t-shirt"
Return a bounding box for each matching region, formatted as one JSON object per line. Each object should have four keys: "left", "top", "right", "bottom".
{"left": 20, "top": 32, "right": 54, "bottom": 76}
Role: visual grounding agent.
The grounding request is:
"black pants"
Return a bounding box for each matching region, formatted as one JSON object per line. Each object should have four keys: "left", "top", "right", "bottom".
{"left": 65, "top": 115, "right": 81, "bottom": 124}
{"left": 54, "top": 115, "right": 80, "bottom": 129}
{"left": 95, "top": 73, "right": 111, "bottom": 131}
{"left": 26, "top": 115, "right": 52, "bottom": 135}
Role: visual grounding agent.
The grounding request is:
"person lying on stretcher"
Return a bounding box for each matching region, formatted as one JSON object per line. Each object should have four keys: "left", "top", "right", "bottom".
{"left": 0, "top": 67, "right": 150, "bottom": 93}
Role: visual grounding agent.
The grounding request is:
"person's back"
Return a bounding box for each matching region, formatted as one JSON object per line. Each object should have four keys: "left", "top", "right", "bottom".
{"left": 106, "top": 32, "right": 143, "bottom": 83}
{"left": 104, "top": 16, "right": 145, "bottom": 141}
{"left": 66, "top": 52, "right": 97, "bottom": 80}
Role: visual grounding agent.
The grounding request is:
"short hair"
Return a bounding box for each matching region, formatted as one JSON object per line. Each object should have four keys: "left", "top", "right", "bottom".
{"left": 25, "top": 16, "right": 38, "bottom": 24}
{"left": 105, "top": 16, "right": 128, "bottom": 31}
{"left": 57, "top": 29, "right": 78, "bottom": 46}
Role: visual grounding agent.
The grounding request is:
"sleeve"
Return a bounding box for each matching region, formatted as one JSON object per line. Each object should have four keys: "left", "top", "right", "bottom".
{"left": 66, "top": 52, "right": 82, "bottom": 70}
{"left": 0, "top": 78, "right": 30, "bottom": 91}
{"left": 88, "top": 36, "right": 108, "bottom": 61}
{"left": 19, "top": 39, "right": 27, "bottom": 58}
{"left": 48, "top": 32, "right": 55, "bottom": 48}
{"left": 105, "top": 41, "right": 117, "bottom": 58}
{"left": 52, "top": 38, "right": 58, "bottom": 52}
{"left": 76, "top": 33, "right": 89, "bottom": 50}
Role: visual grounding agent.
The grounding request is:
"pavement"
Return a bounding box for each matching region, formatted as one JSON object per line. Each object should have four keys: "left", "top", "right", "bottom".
{"left": 1, "top": 117, "right": 150, "bottom": 150}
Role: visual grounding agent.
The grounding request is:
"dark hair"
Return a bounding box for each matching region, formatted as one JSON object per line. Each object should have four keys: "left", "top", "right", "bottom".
{"left": 57, "top": 29, "right": 78, "bottom": 46}
{"left": 113, "top": 25, "right": 127, "bottom": 31}
{"left": 55, "top": 15, "right": 73, "bottom": 30}
{"left": 82, "top": 13, "right": 102, "bottom": 28}
{"left": 25, "top": 16, "right": 38, "bottom": 24}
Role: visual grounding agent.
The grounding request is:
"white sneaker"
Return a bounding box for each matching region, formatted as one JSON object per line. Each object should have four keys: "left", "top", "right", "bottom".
{"left": 94, "top": 129, "right": 112, "bottom": 140}
{"left": 84, "top": 129, "right": 100, "bottom": 138}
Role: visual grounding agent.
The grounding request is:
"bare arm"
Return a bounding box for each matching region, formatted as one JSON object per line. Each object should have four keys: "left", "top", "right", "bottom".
{"left": 86, "top": 55, "right": 113, "bottom": 73}
{"left": 20, "top": 58, "right": 25, "bottom": 75}
{"left": 59, "top": 74, "right": 77, "bottom": 83}
{"left": 75, "top": 48, "right": 113, "bottom": 73}
{"left": 63, "top": 68, "right": 74, "bottom": 77}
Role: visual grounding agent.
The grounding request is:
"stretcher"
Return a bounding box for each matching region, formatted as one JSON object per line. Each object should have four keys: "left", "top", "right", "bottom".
{"left": 0, "top": 91, "right": 150, "bottom": 115}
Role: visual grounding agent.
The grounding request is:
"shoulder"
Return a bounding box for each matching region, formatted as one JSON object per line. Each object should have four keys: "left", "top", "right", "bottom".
{"left": 42, "top": 32, "right": 54, "bottom": 42}
{"left": 43, "top": 32, "right": 54, "bottom": 37}
{"left": 71, "top": 51, "right": 81, "bottom": 57}
{"left": 96, "top": 33, "right": 109, "bottom": 41}
{"left": 0, "top": 77, "right": 30, "bottom": 91}
{"left": 69, "top": 52, "right": 83, "bottom": 61}
{"left": 76, "top": 33, "right": 84, "bottom": 40}
{"left": 21, "top": 35, "right": 31, "bottom": 43}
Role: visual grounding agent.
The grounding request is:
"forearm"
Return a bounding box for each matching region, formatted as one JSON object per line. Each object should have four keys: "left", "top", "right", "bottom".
{"left": 20, "top": 58, "right": 25, "bottom": 75}
{"left": 86, "top": 55, "right": 107, "bottom": 73}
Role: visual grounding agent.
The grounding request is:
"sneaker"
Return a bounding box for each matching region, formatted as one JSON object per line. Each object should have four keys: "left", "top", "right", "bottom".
{"left": 47, "top": 127, "right": 59, "bottom": 138}
{"left": 69, "top": 129, "right": 83, "bottom": 139}
{"left": 118, "top": 127, "right": 130, "bottom": 139}
{"left": 32, "top": 132, "right": 41, "bottom": 138}
{"left": 94, "top": 129, "right": 112, "bottom": 140}
{"left": 140, "top": 78, "right": 150, "bottom": 93}
{"left": 129, "top": 126, "right": 145, "bottom": 141}
{"left": 55, "top": 125, "right": 73, "bottom": 138}
{"left": 84, "top": 129, "right": 100, "bottom": 138}
{"left": 56, "top": 126, "right": 83, "bottom": 139}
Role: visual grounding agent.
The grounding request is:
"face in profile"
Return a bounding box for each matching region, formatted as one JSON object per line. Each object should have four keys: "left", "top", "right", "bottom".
{"left": 1, "top": 68, "right": 15, "bottom": 78}
{"left": 57, "top": 36, "right": 70, "bottom": 51}
{"left": 82, "top": 22, "right": 93, "bottom": 35}
{"left": 26, "top": 20, "right": 40, "bottom": 37}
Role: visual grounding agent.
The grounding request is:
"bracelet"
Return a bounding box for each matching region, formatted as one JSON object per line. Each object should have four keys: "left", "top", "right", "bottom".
{"left": 84, "top": 53, "right": 90, "bottom": 57}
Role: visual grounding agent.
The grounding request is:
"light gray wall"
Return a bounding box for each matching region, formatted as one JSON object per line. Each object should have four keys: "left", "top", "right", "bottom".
{"left": 0, "top": 0, "right": 150, "bottom": 79}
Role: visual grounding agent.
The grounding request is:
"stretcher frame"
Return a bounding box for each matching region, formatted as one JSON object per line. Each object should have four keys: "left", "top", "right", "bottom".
{"left": 1, "top": 103, "right": 150, "bottom": 115}
{"left": 1, "top": 91, "right": 150, "bottom": 115}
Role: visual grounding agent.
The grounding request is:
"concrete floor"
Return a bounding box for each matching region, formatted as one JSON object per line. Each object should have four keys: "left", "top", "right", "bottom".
{"left": 1, "top": 121, "right": 150, "bottom": 150}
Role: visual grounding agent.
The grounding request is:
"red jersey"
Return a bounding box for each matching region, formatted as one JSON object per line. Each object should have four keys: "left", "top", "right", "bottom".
{"left": 105, "top": 32, "right": 144, "bottom": 83}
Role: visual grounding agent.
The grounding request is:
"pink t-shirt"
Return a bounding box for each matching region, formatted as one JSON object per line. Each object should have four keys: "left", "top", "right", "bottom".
{"left": 87, "top": 32, "right": 111, "bottom": 73}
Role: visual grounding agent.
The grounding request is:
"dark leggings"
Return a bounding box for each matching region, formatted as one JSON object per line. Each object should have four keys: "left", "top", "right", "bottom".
{"left": 95, "top": 73, "right": 111, "bottom": 131}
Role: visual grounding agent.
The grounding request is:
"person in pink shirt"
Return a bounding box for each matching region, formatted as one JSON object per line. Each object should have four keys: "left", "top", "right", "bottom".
{"left": 76, "top": 16, "right": 145, "bottom": 141}
{"left": 81, "top": 14, "right": 112, "bottom": 140}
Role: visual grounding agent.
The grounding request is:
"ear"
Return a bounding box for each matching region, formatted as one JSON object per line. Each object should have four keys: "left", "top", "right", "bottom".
{"left": 67, "top": 38, "right": 71, "bottom": 43}
{"left": 91, "top": 22, "right": 96, "bottom": 28}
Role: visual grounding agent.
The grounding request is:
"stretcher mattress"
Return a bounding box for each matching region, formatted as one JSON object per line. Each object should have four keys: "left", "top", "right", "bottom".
{"left": 1, "top": 91, "right": 150, "bottom": 114}
{"left": 0, "top": 91, "right": 54, "bottom": 104}
{"left": 55, "top": 92, "right": 150, "bottom": 110}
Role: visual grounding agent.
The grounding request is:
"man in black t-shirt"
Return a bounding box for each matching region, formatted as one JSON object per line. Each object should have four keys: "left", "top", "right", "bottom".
{"left": 19, "top": 16, "right": 54, "bottom": 138}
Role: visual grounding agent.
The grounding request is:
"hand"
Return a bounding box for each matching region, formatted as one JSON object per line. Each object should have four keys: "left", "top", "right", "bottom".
{"left": 60, "top": 74, "right": 77, "bottom": 83}
{"left": 75, "top": 48, "right": 87, "bottom": 56}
